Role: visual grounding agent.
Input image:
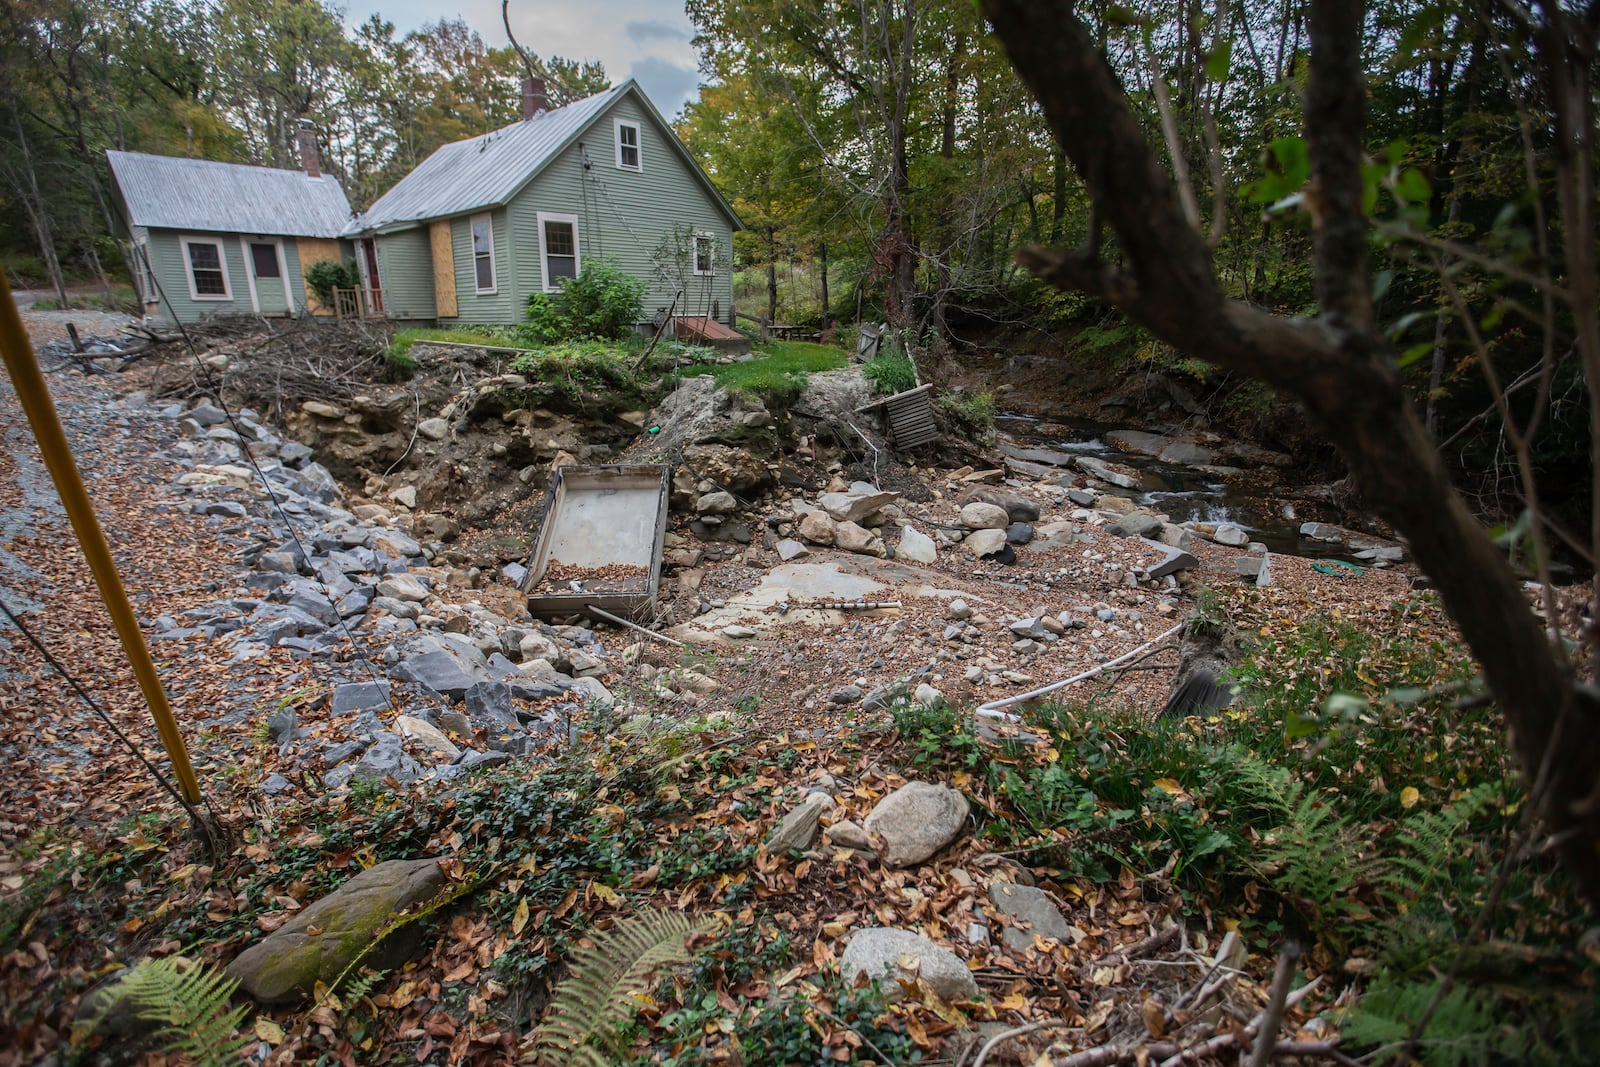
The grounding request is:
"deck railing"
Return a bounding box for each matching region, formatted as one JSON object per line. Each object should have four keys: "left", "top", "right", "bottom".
{"left": 332, "top": 287, "right": 384, "bottom": 319}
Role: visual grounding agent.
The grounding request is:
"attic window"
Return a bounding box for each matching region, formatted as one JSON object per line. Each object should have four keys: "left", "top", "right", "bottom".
{"left": 615, "top": 119, "right": 641, "bottom": 170}
{"left": 179, "top": 236, "right": 231, "bottom": 300}
{"left": 471, "top": 214, "right": 496, "bottom": 293}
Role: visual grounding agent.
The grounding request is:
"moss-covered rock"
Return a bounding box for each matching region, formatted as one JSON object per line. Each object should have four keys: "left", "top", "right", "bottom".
{"left": 225, "top": 858, "right": 445, "bottom": 1004}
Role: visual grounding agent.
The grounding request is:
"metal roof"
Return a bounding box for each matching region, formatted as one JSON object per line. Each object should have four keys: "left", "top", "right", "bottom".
{"left": 347, "top": 80, "right": 741, "bottom": 235}
{"left": 107, "top": 150, "right": 353, "bottom": 238}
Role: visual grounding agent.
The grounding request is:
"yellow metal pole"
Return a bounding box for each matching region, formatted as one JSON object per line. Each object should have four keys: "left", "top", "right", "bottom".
{"left": 0, "top": 266, "right": 203, "bottom": 804}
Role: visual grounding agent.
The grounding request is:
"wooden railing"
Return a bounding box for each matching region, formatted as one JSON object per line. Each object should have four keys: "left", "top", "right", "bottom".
{"left": 332, "top": 287, "right": 384, "bottom": 319}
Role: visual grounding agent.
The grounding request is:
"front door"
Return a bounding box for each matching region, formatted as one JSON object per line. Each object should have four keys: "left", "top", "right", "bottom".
{"left": 245, "top": 239, "right": 292, "bottom": 315}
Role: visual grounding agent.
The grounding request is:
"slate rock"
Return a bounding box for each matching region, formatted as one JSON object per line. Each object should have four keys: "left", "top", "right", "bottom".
{"left": 394, "top": 715, "right": 461, "bottom": 761}
{"left": 1004, "top": 522, "right": 1034, "bottom": 545}
{"left": 331, "top": 681, "right": 392, "bottom": 715}
{"left": 839, "top": 928, "right": 980, "bottom": 1003}
{"left": 776, "top": 538, "right": 811, "bottom": 561}
{"left": 863, "top": 782, "right": 969, "bottom": 867}
{"left": 347, "top": 732, "right": 421, "bottom": 785}
{"left": 767, "top": 793, "right": 835, "bottom": 853}
{"left": 818, "top": 490, "right": 897, "bottom": 524}
{"left": 1009, "top": 617, "right": 1048, "bottom": 639}
{"left": 834, "top": 521, "right": 886, "bottom": 557}
{"left": 1140, "top": 539, "right": 1199, "bottom": 579}
{"left": 226, "top": 859, "right": 446, "bottom": 1004}
{"left": 376, "top": 574, "right": 430, "bottom": 603}
{"left": 464, "top": 681, "right": 517, "bottom": 727}
{"left": 1076, "top": 456, "right": 1144, "bottom": 490}
{"left": 455, "top": 749, "right": 512, "bottom": 772}
{"left": 829, "top": 684, "right": 865, "bottom": 705}
{"left": 861, "top": 683, "right": 904, "bottom": 712}
{"left": 1108, "top": 511, "right": 1164, "bottom": 539}
{"left": 988, "top": 882, "right": 1085, "bottom": 953}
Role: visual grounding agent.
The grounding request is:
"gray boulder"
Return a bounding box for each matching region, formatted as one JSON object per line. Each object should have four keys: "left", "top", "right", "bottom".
{"left": 863, "top": 782, "right": 969, "bottom": 867}
{"left": 988, "top": 882, "right": 1085, "bottom": 953}
{"left": 957, "top": 487, "right": 1040, "bottom": 523}
{"left": 896, "top": 526, "right": 937, "bottom": 564}
{"left": 226, "top": 859, "right": 445, "bottom": 1004}
{"left": 839, "top": 928, "right": 979, "bottom": 1003}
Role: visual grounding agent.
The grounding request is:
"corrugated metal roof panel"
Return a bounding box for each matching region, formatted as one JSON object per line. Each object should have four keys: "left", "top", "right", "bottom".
{"left": 349, "top": 85, "right": 625, "bottom": 234}
{"left": 107, "top": 150, "right": 353, "bottom": 237}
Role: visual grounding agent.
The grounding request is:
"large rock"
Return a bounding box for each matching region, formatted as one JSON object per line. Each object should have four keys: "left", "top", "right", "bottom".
{"left": 1076, "top": 456, "right": 1144, "bottom": 490}
{"left": 226, "top": 859, "right": 446, "bottom": 1004}
{"left": 683, "top": 444, "right": 771, "bottom": 493}
{"left": 863, "top": 782, "right": 969, "bottom": 867}
{"left": 834, "top": 521, "right": 886, "bottom": 557}
{"left": 1108, "top": 511, "right": 1164, "bottom": 539}
{"left": 959, "top": 501, "right": 1010, "bottom": 530}
{"left": 819, "top": 490, "right": 898, "bottom": 524}
{"left": 798, "top": 511, "right": 838, "bottom": 545}
{"left": 958, "top": 487, "right": 1041, "bottom": 523}
{"left": 963, "top": 529, "right": 1007, "bottom": 557}
{"left": 988, "top": 883, "right": 1085, "bottom": 953}
{"left": 1104, "top": 429, "right": 1171, "bottom": 457}
{"left": 1158, "top": 441, "right": 1216, "bottom": 466}
{"left": 767, "top": 793, "right": 835, "bottom": 853}
{"left": 896, "top": 526, "right": 937, "bottom": 564}
{"left": 839, "top": 928, "right": 980, "bottom": 1003}
{"left": 390, "top": 650, "right": 479, "bottom": 700}
{"left": 376, "top": 574, "right": 430, "bottom": 603}
{"left": 1211, "top": 524, "right": 1250, "bottom": 547}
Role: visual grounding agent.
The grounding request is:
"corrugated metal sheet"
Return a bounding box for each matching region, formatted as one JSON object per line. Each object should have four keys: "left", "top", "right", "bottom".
{"left": 107, "top": 151, "right": 353, "bottom": 238}
{"left": 349, "top": 86, "right": 624, "bottom": 234}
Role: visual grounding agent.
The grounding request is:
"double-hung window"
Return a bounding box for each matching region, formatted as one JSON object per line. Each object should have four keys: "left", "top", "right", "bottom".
{"left": 693, "top": 235, "right": 716, "bottom": 276}
{"left": 179, "top": 236, "right": 231, "bottom": 300}
{"left": 470, "top": 213, "right": 496, "bottom": 293}
{"left": 615, "top": 119, "right": 641, "bottom": 170}
{"left": 537, "top": 212, "right": 580, "bottom": 291}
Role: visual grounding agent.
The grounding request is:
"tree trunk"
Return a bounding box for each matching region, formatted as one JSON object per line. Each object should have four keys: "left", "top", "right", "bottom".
{"left": 819, "top": 241, "right": 830, "bottom": 330}
{"left": 766, "top": 224, "right": 779, "bottom": 329}
{"left": 5, "top": 92, "right": 70, "bottom": 308}
{"left": 983, "top": 0, "right": 1600, "bottom": 912}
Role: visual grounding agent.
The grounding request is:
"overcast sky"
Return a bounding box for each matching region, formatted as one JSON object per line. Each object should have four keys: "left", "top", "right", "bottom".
{"left": 340, "top": 0, "right": 704, "bottom": 119}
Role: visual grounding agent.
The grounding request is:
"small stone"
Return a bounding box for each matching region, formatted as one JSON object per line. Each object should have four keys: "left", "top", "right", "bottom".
{"left": 376, "top": 574, "right": 430, "bottom": 603}
{"left": 394, "top": 715, "right": 461, "bottom": 760}
{"left": 696, "top": 490, "right": 738, "bottom": 515}
{"left": 828, "top": 684, "right": 864, "bottom": 705}
{"left": 776, "top": 538, "right": 810, "bottom": 561}
{"left": 389, "top": 486, "right": 418, "bottom": 509}
{"left": 417, "top": 417, "right": 449, "bottom": 441}
{"left": 988, "top": 882, "right": 1087, "bottom": 953}
{"left": 913, "top": 683, "right": 943, "bottom": 706}
{"left": 964, "top": 529, "right": 1007, "bottom": 557}
{"left": 948, "top": 599, "right": 972, "bottom": 620}
{"left": 1212, "top": 524, "right": 1250, "bottom": 547}
{"left": 721, "top": 625, "right": 757, "bottom": 639}
{"left": 1005, "top": 522, "right": 1034, "bottom": 544}
{"left": 826, "top": 819, "right": 872, "bottom": 850}
{"left": 798, "top": 511, "right": 837, "bottom": 545}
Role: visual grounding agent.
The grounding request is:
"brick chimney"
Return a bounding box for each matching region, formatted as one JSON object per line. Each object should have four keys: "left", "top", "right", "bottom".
{"left": 296, "top": 120, "right": 321, "bottom": 178}
{"left": 521, "top": 77, "right": 548, "bottom": 120}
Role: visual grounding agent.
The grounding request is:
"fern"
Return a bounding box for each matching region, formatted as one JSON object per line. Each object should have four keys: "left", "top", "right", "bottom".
{"left": 118, "top": 956, "right": 252, "bottom": 1066}
{"left": 1230, "top": 759, "right": 1386, "bottom": 932}
{"left": 527, "top": 907, "right": 716, "bottom": 1066}
{"left": 1386, "top": 782, "right": 1501, "bottom": 905}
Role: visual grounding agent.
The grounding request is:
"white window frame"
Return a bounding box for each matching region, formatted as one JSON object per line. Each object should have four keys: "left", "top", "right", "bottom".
{"left": 136, "top": 239, "right": 158, "bottom": 305}
{"left": 614, "top": 118, "right": 641, "bottom": 171}
{"left": 536, "top": 211, "right": 581, "bottom": 292}
{"left": 693, "top": 233, "right": 716, "bottom": 276}
{"left": 178, "top": 235, "right": 232, "bottom": 301}
{"left": 470, "top": 213, "right": 497, "bottom": 294}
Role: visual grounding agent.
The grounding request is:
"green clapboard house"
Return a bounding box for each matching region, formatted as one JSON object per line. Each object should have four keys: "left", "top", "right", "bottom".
{"left": 342, "top": 78, "right": 742, "bottom": 333}
{"left": 107, "top": 131, "right": 355, "bottom": 326}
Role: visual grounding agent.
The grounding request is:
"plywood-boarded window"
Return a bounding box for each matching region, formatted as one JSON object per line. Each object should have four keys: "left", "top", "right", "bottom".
{"left": 430, "top": 220, "right": 456, "bottom": 318}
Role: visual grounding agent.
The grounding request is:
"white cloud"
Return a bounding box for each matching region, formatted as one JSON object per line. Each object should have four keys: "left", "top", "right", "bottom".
{"left": 341, "top": 0, "right": 703, "bottom": 113}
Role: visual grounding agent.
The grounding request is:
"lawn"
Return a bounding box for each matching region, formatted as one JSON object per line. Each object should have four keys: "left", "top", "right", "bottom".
{"left": 680, "top": 340, "right": 846, "bottom": 397}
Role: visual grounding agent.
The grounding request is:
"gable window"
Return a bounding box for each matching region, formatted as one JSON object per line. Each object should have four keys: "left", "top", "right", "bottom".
{"left": 693, "top": 235, "right": 716, "bottom": 276}
{"left": 179, "top": 236, "right": 231, "bottom": 300}
{"left": 537, "top": 212, "right": 580, "bottom": 291}
{"left": 470, "top": 213, "right": 496, "bottom": 293}
{"left": 615, "top": 119, "right": 641, "bottom": 170}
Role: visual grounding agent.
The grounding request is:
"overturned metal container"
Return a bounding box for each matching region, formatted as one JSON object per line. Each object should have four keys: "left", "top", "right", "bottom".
{"left": 521, "top": 464, "right": 671, "bottom": 621}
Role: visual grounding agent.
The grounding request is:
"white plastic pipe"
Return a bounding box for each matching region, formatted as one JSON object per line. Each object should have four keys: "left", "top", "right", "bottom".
{"left": 974, "top": 621, "right": 1185, "bottom": 722}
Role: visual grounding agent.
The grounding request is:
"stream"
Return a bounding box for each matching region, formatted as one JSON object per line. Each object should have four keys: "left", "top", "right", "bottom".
{"left": 996, "top": 413, "right": 1359, "bottom": 560}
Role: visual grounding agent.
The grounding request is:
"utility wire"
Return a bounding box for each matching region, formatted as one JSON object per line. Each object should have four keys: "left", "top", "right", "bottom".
{"left": 0, "top": 596, "right": 219, "bottom": 833}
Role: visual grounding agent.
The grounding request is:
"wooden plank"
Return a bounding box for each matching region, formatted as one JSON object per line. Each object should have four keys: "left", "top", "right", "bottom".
{"left": 296, "top": 238, "right": 342, "bottom": 315}
{"left": 430, "top": 219, "right": 457, "bottom": 318}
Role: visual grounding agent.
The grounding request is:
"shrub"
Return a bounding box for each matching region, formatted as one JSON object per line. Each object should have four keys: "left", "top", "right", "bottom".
{"left": 862, "top": 354, "right": 917, "bottom": 395}
{"left": 304, "top": 259, "right": 361, "bottom": 306}
{"left": 524, "top": 257, "right": 647, "bottom": 343}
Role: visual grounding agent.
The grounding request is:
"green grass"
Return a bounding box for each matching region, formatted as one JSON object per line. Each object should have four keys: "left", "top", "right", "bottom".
{"left": 386, "top": 325, "right": 536, "bottom": 363}
{"left": 679, "top": 340, "right": 845, "bottom": 398}
{"left": 28, "top": 285, "right": 139, "bottom": 311}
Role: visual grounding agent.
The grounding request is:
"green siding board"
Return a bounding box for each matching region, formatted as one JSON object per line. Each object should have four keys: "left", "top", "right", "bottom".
{"left": 145, "top": 228, "right": 251, "bottom": 324}
{"left": 506, "top": 95, "right": 735, "bottom": 327}
{"left": 376, "top": 229, "right": 437, "bottom": 321}
{"left": 442, "top": 208, "right": 517, "bottom": 324}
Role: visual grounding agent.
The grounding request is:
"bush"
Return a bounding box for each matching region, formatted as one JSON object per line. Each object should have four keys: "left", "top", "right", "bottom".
{"left": 304, "top": 259, "right": 361, "bottom": 306}
{"left": 523, "top": 257, "right": 647, "bottom": 343}
{"left": 862, "top": 354, "right": 917, "bottom": 395}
